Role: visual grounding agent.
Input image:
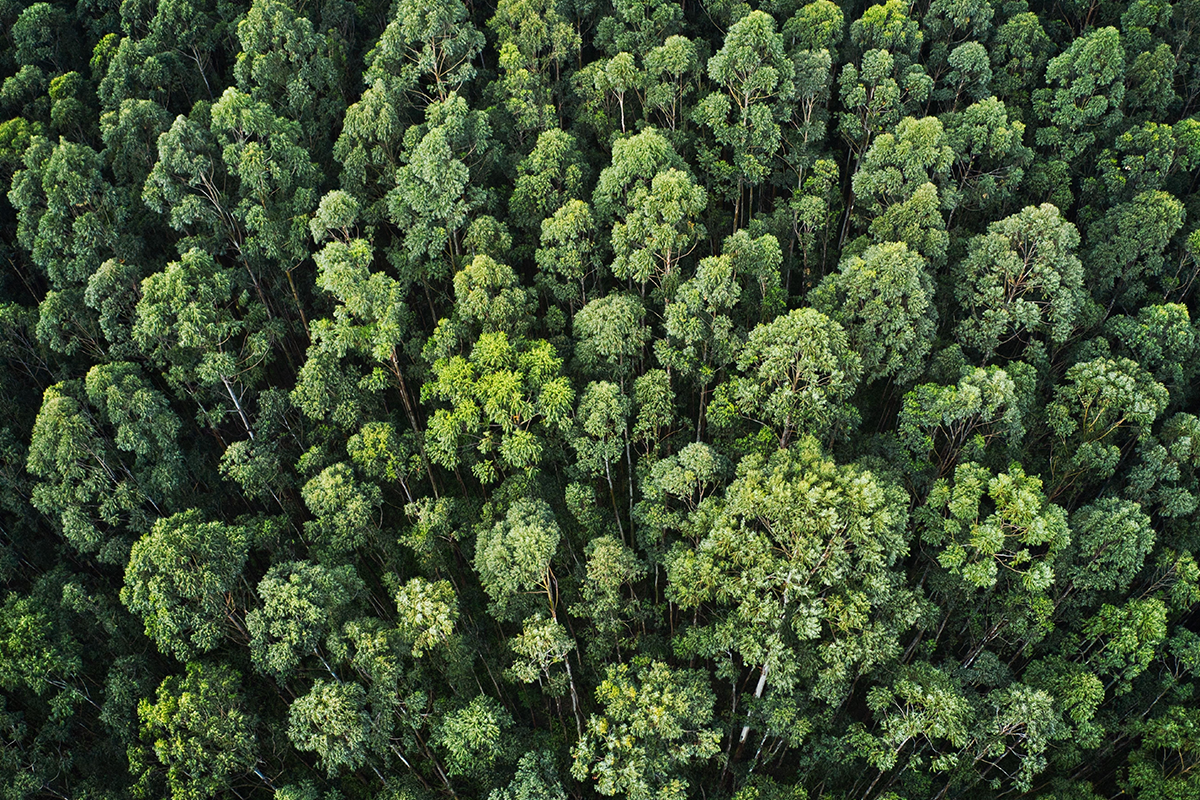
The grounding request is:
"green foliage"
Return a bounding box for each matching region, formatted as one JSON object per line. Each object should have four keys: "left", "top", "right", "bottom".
{"left": 424, "top": 331, "right": 573, "bottom": 482}
{"left": 899, "top": 365, "right": 1025, "bottom": 475}
{"left": 572, "top": 657, "right": 720, "bottom": 800}
{"left": 1034, "top": 27, "right": 1126, "bottom": 163}
{"left": 953, "top": 204, "right": 1086, "bottom": 359}
{"left": 5, "top": 2, "right": 1200, "bottom": 798}
{"left": 709, "top": 307, "right": 861, "bottom": 445}
{"left": 248, "top": 561, "right": 364, "bottom": 680}
{"left": 490, "top": 751, "right": 567, "bottom": 800}
{"left": 1047, "top": 357, "right": 1169, "bottom": 494}
{"left": 813, "top": 241, "right": 936, "bottom": 383}
{"left": 122, "top": 510, "right": 252, "bottom": 660}
{"left": 919, "top": 462, "right": 1069, "bottom": 591}
{"left": 474, "top": 497, "right": 560, "bottom": 619}
{"left": 288, "top": 679, "right": 374, "bottom": 775}
{"left": 666, "top": 438, "right": 913, "bottom": 702}
{"left": 135, "top": 662, "right": 259, "bottom": 800}
{"left": 395, "top": 577, "right": 459, "bottom": 657}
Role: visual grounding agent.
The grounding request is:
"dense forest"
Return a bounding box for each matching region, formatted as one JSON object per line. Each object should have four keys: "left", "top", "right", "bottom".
{"left": 3, "top": 0, "right": 1200, "bottom": 796}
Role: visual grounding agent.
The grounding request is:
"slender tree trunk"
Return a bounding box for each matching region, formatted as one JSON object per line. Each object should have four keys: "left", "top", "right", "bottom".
{"left": 221, "top": 375, "right": 254, "bottom": 440}
{"left": 390, "top": 350, "right": 441, "bottom": 499}
{"left": 738, "top": 662, "right": 769, "bottom": 747}
{"left": 605, "top": 457, "right": 626, "bottom": 543}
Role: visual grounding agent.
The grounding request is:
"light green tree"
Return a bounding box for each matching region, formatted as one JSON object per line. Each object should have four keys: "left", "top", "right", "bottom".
{"left": 248, "top": 560, "right": 364, "bottom": 681}
{"left": 1033, "top": 27, "right": 1126, "bottom": 163}
{"left": 953, "top": 204, "right": 1086, "bottom": 361}
{"left": 708, "top": 307, "right": 862, "bottom": 446}
{"left": 572, "top": 658, "right": 720, "bottom": 800}
{"left": 134, "top": 663, "right": 261, "bottom": 800}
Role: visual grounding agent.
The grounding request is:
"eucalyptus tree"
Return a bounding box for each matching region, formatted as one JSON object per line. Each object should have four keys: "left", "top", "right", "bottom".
{"left": 26, "top": 366, "right": 184, "bottom": 564}
{"left": 143, "top": 88, "right": 321, "bottom": 325}
{"left": 121, "top": 509, "right": 253, "bottom": 660}
{"left": 813, "top": 241, "right": 936, "bottom": 384}
{"left": 1034, "top": 27, "right": 1126, "bottom": 164}
{"left": 133, "top": 663, "right": 266, "bottom": 800}
{"left": 572, "top": 658, "right": 720, "bottom": 800}
{"left": 692, "top": 10, "right": 795, "bottom": 230}
{"left": 708, "top": 307, "right": 862, "bottom": 447}
{"left": 386, "top": 93, "right": 495, "bottom": 290}
{"left": 952, "top": 204, "right": 1087, "bottom": 361}
{"left": 665, "top": 439, "right": 917, "bottom": 750}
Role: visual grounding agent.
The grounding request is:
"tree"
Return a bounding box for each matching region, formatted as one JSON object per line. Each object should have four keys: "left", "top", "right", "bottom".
{"left": 474, "top": 497, "right": 560, "bottom": 620}
{"left": 918, "top": 461, "right": 1069, "bottom": 593}
{"left": 8, "top": 135, "right": 135, "bottom": 354}
{"left": 133, "top": 247, "right": 278, "bottom": 440}
{"left": 1062, "top": 497, "right": 1156, "bottom": 595}
{"left": 953, "top": 204, "right": 1086, "bottom": 360}
{"left": 658, "top": 231, "right": 783, "bottom": 423}
{"left": 394, "top": 577, "right": 458, "bottom": 657}
{"left": 423, "top": 331, "right": 574, "bottom": 484}
{"left": 570, "top": 381, "right": 632, "bottom": 535}
{"left": 570, "top": 534, "right": 647, "bottom": 660}
{"left": 122, "top": 510, "right": 252, "bottom": 660}
{"left": 938, "top": 42, "right": 992, "bottom": 110}
{"left": 434, "top": 694, "right": 514, "bottom": 779}
{"left": 693, "top": 11, "right": 794, "bottom": 229}
{"left": 850, "top": 0, "right": 923, "bottom": 57}
{"left": 449, "top": 255, "right": 536, "bottom": 338}
{"left": 233, "top": 0, "right": 344, "bottom": 153}
{"left": 643, "top": 36, "right": 700, "bottom": 132}
{"left": 507, "top": 613, "right": 574, "bottom": 689}
{"left": 852, "top": 661, "right": 971, "bottom": 780}
{"left": 665, "top": 438, "right": 915, "bottom": 720}
{"left": 943, "top": 98, "right": 1033, "bottom": 221}
{"left": 593, "top": 52, "right": 643, "bottom": 135}
{"left": 989, "top": 12, "right": 1051, "bottom": 104}
{"left": 1107, "top": 303, "right": 1198, "bottom": 402}
{"left": 300, "top": 462, "right": 383, "bottom": 559}
{"left": 488, "top": 0, "right": 580, "bottom": 136}
{"left": 592, "top": 127, "right": 684, "bottom": 226}
{"left": 1086, "top": 190, "right": 1185, "bottom": 313}
{"left": 490, "top": 751, "right": 567, "bottom": 800}
{"left": 572, "top": 657, "right": 720, "bottom": 800}
{"left": 386, "top": 93, "right": 494, "bottom": 284}
{"left": 536, "top": 199, "right": 599, "bottom": 308}
{"left": 134, "top": 662, "right": 261, "bottom": 800}
{"left": 1077, "top": 598, "right": 1168, "bottom": 694}
{"left": 838, "top": 49, "right": 930, "bottom": 166}
{"left": 709, "top": 307, "right": 862, "bottom": 446}
{"left": 812, "top": 241, "right": 936, "bottom": 384}
{"left": 26, "top": 370, "right": 183, "bottom": 564}
{"left": 304, "top": 233, "right": 428, "bottom": 458}
{"left": 1124, "top": 706, "right": 1200, "bottom": 800}
{"left": 287, "top": 679, "right": 374, "bottom": 775}
{"left": 1047, "top": 357, "right": 1168, "bottom": 497}
{"left": 1034, "top": 27, "right": 1126, "bottom": 163}
{"left": 248, "top": 560, "right": 365, "bottom": 681}
{"left": 595, "top": 0, "right": 684, "bottom": 55}
{"left": 143, "top": 88, "right": 321, "bottom": 323}
{"left": 364, "top": 0, "right": 484, "bottom": 108}
{"left": 898, "top": 365, "right": 1025, "bottom": 477}
{"left": 509, "top": 128, "right": 587, "bottom": 238}
{"left": 851, "top": 115, "right": 954, "bottom": 228}
{"left": 573, "top": 293, "right": 649, "bottom": 381}
{"left": 609, "top": 168, "right": 707, "bottom": 295}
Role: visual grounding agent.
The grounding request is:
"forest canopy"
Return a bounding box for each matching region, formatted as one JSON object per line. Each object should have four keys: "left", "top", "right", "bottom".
{"left": 3, "top": 0, "right": 1200, "bottom": 797}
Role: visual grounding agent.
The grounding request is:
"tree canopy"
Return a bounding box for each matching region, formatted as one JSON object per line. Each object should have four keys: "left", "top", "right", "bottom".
{"left": 3, "top": 0, "right": 1200, "bottom": 798}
